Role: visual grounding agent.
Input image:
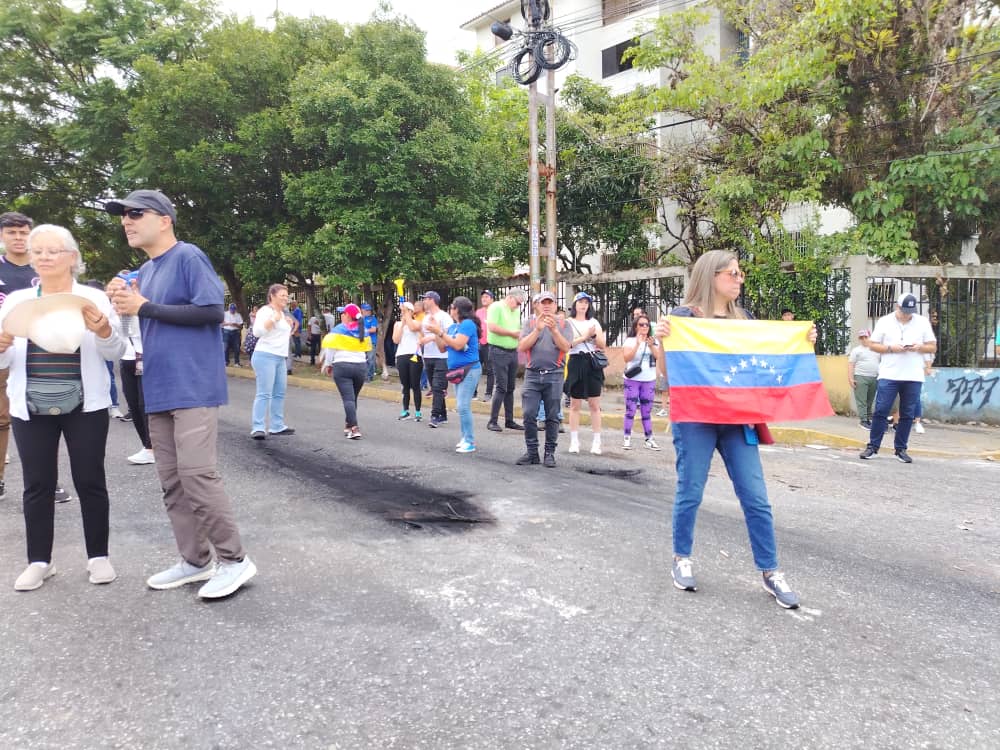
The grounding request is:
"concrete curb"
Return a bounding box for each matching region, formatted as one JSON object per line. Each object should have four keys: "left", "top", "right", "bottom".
{"left": 228, "top": 367, "right": 992, "bottom": 460}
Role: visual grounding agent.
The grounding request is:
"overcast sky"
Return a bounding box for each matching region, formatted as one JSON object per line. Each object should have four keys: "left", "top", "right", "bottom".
{"left": 216, "top": 0, "right": 482, "bottom": 65}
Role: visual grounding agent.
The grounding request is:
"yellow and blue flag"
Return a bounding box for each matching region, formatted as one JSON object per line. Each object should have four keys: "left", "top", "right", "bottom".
{"left": 664, "top": 318, "right": 833, "bottom": 424}
{"left": 321, "top": 323, "right": 371, "bottom": 353}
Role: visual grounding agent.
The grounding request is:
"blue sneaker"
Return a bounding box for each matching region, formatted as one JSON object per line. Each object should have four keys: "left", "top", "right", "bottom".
{"left": 429, "top": 417, "right": 447, "bottom": 428}
{"left": 671, "top": 557, "right": 697, "bottom": 591}
{"left": 414, "top": 411, "right": 422, "bottom": 422}
{"left": 455, "top": 441, "right": 476, "bottom": 453}
{"left": 762, "top": 571, "right": 800, "bottom": 609}
{"left": 398, "top": 410, "right": 411, "bottom": 421}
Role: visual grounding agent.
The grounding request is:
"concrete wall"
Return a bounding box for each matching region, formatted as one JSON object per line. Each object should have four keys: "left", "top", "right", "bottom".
{"left": 819, "top": 356, "right": 1000, "bottom": 425}
{"left": 817, "top": 355, "right": 853, "bottom": 415}
{"left": 920, "top": 368, "right": 1000, "bottom": 425}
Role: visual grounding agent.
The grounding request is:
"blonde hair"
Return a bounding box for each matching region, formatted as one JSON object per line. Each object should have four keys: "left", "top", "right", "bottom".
{"left": 682, "top": 250, "right": 747, "bottom": 319}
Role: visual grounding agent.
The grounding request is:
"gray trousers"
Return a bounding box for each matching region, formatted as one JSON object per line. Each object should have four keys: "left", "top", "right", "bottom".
{"left": 148, "top": 407, "right": 245, "bottom": 567}
{"left": 522, "top": 369, "right": 564, "bottom": 455}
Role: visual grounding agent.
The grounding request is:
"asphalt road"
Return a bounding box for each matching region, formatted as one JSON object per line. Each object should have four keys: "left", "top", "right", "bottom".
{"left": 1, "top": 375, "right": 998, "bottom": 749}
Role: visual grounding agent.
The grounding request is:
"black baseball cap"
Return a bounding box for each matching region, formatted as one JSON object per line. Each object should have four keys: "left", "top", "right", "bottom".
{"left": 104, "top": 190, "right": 177, "bottom": 224}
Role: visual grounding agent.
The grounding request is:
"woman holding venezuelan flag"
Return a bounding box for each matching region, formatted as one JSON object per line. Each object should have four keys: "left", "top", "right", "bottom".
{"left": 320, "top": 303, "right": 371, "bottom": 440}
{"left": 655, "top": 250, "right": 816, "bottom": 610}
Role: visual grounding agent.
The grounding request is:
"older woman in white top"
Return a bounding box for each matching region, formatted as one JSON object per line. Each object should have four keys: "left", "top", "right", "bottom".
{"left": 0, "top": 224, "right": 125, "bottom": 591}
{"left": 250, "top": 283, "right": 295, "bottom": 439}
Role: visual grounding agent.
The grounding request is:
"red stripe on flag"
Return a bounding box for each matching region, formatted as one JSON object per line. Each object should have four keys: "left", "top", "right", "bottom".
{"left": 668, "top": 383, "right": 834, "bottom": 424}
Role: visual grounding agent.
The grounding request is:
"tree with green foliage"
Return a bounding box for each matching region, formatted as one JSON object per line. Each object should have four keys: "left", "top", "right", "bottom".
{"left": 122, "top": 15, "right": 349, "bottom": 311}
{"left": 627, "top": 0, "right": 999, "bottom": 263}
{"left": 0, "top": 0, "right": 215, "bottom": 277}
{"left": 465, "top": 67, "right": 657, "bottom": 274}
{"left": 285, "top": 15, "right": 494, "bottom": 332}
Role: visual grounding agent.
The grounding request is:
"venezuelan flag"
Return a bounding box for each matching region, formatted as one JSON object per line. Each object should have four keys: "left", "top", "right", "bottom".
{"left": 321, "top": 324, "right": 371, "bottom": 352}
{"left": 664, "top": 318, "right": 833, "bottom": 424}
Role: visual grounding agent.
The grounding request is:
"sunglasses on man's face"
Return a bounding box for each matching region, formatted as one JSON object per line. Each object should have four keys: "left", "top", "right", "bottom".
{"left": 123, "top": 208, "right": 160, "bottom": 220}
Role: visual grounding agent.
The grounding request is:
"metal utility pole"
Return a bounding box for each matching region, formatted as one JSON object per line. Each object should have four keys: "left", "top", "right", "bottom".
{"left": 544, "top": 68, "right": 558, "bottom": 292}
{"left": 494, "top": 0, "right": 573, "bottom": 296}
{"left": 528, "top": 82, "right": 541, "bottom": 294}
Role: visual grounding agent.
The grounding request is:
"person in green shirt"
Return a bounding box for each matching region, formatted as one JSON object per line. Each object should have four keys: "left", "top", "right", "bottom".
{"left": 486, "top": 289, "right": 526, "bottom": 432}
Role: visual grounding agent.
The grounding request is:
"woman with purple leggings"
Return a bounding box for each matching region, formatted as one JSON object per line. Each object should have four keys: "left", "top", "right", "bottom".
{"left": 621, "top": 314, "right": 661, "bottom": 451}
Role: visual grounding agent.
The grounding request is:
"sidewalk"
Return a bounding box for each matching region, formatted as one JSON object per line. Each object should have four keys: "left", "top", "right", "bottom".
{"left": 230, "top": 365, "right": 1000, "bottom": 461}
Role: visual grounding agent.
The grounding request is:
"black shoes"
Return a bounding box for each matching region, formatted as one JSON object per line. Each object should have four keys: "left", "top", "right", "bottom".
{"left": 895, "top": 449, "right": 913, "bottom": 463}
{"left": 543, "top": 452, "right": 556, "bottom": 468}
{"left": 487, "top": 422, "right": 502, "bottom": 432}
{"left": 859, "top": 446, "right": 876, "bottom": 459}
{"left": 515, "top": 452, "right": 540, "bottom": 465}
{"left": 505, "top": 421, "right": 525, "bottom": 431}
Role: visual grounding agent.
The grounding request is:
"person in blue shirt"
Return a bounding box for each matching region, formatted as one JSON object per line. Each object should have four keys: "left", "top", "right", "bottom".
{"left": 289, "top": 300, "right": 304, "bottom": 359}
{"left": 106, "top": 189, "right": 256, "bottom": 600}
{"left": 361, "top": 303, "right": 378, "bottom": 381}
{"left": 426, "top": 296, "right": 481, "bottom": 453}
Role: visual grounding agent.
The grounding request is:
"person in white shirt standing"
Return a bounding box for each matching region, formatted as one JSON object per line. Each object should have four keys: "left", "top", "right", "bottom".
{"left": 221, "top": 303, "right": 244, "bottom": 367}
{"left": 859, "top": 293, "right": 937, "bottom": 463}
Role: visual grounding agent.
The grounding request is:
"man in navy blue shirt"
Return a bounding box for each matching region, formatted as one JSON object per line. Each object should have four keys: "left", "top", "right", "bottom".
{"left": 361, "top": 303, "right": 378, "bottom": 381}
{"left": 106, "top": 190, "right": 256, "bottom": 599}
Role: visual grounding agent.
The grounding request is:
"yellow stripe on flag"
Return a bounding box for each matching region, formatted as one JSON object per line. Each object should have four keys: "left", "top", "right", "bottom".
{"left": 663, "top": 318, "right": 814, "bottom": 355}
{"left": 321, "top": 332, "right": 371, "bottom": 352}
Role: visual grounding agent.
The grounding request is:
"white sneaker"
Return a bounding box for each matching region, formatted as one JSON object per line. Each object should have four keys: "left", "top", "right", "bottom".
{"left": 914, "top": 422, "right": 925, "bottom": 434}
{"left": 656, "top": 408, "right": 668, "bottom": 417}
{"left": 87, "top": 556, "right": 117, "bottom": 584}
{"left": 109, "top": 405, "right": 124, "bottom": 419}
{"left": 622, "top": 435, "right": 632, "bottom": 450}
{"left": 127, "top": 448, "right": 155, "bottom": 465}
{"left": 198, "top": 556, "right": 257, "bottom": 599}
{"left": 644, "top": 437, "right": 661, "bottom": 451}
{"left": 15, "top": 562, "right": 56, "bottom": 591}
{"left": 590, "top": 435, "right": 602, "bottom": 455}
{"left": 568, "top": 435, "right": 580, "bottom": 454}
{"left": 147, "top": 559, "right": 215, "bottom": 590}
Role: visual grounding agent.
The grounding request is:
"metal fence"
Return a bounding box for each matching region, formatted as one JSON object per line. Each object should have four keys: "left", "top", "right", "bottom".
{"left": 867, "top": 273, "right": 1000, "bottom": 367}
{"left": 245, "top": 259, "right": 1000, "bottom": 367}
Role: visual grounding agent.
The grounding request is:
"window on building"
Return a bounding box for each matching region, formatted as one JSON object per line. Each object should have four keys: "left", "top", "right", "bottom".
{"left": 602, "top": 0, "right": 647, "bottom": 26}
{"left": 602, "top": 39, "right": 638, "bottom": 78}
{"left": 736, "top": 28, "right": 750, "bottom": 65}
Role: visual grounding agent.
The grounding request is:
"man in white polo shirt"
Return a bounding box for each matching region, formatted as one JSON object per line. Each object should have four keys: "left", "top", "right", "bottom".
{"left": 860, "top": 292, "right": 937, "bottom": 463}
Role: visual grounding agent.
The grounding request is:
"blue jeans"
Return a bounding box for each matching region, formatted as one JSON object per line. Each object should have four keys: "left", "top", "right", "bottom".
{"left": 867, "top": 379, "right": 921, "bottom": 452}
{"left": 106, "top": 360, "right": 118, "bottom": 406}
{"left": 251, "top": 350, "right": 288, "bottom": 433}
{"left": 366, "top": 349, "right": 376, "bottom": 380}
{"left": 455, "top": 364, "right": 481, "bottom": 446}
{"left": 671, "top": 422, "right": 778, "bottom": 571}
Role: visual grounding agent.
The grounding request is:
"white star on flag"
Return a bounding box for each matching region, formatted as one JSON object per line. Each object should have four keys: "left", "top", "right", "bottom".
{"left": 724, "top": 375, "right": 732, "bottom": 384}
{"left": 739, "top": 359, "right": 748, "bottom": 369}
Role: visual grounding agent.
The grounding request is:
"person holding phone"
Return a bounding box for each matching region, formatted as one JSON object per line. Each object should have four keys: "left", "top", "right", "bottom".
{"left": 860, "top": 292, "right": 937, "bottom": 463}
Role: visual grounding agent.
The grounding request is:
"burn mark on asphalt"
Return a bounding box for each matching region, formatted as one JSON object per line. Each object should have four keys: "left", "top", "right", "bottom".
{"left": 574, "top": 467, "right": 645, "bottom": 483}
{"left": 254, "top": 443, "right": 495, "bottom": 532}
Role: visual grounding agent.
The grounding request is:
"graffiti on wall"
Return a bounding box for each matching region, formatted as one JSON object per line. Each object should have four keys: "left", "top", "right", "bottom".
{"left": 944, "top": 373, "right": 999, "bottom": 409}
{"left": 919, "top": 368, "right": 1000, "bottom": 425}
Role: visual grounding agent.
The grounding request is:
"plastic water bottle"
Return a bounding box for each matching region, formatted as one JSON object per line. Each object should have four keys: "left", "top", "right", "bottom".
{"left": 117, "top": 270, "right": 140, "bottom": 338}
